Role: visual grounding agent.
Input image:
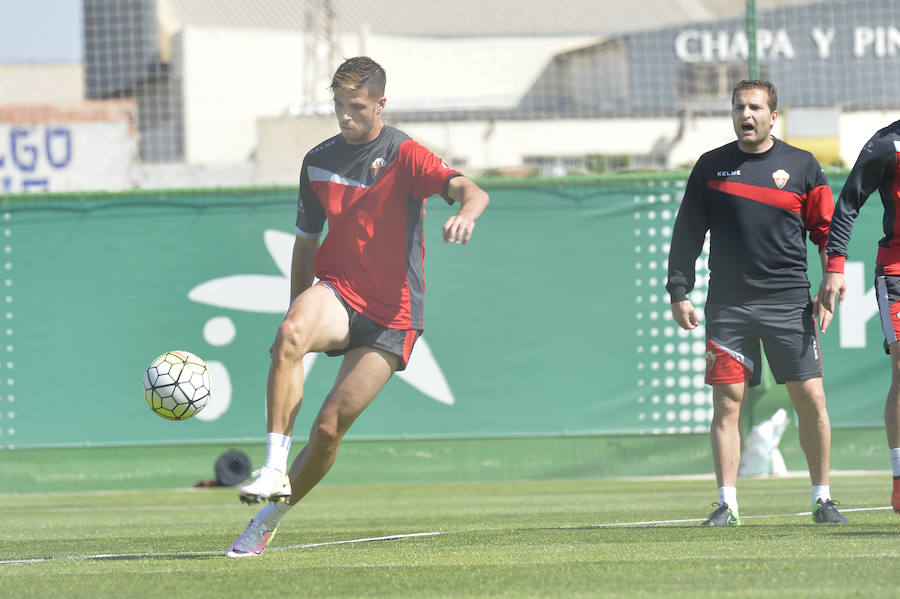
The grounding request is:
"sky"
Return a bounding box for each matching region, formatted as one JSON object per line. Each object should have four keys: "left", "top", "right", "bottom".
{"left": 0, "top": 0, "right": 83, "bottom": 63}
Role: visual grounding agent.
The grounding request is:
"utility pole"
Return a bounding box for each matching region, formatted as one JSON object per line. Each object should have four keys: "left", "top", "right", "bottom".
{"left": 303, "top": 0, "right": 340, "bottom": 112}
{"left": 746, "top": 0, "right": 759, "bottom": 79}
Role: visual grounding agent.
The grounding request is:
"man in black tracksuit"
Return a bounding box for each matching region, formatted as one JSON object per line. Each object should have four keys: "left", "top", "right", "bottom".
{"left": 818, "top": 119, "right": 900, "bottom": 513}
{"left": 666, "top": 79, "right": 847, "bottom": 526}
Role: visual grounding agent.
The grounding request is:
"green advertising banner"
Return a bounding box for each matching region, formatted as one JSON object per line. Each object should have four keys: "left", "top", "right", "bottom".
{"left": 0, "top": 175, "right": 889, "bottom": 448}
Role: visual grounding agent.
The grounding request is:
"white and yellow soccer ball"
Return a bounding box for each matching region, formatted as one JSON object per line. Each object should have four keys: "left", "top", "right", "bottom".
{"left": 143, "top": 350, "right": 211, "bottom": 421}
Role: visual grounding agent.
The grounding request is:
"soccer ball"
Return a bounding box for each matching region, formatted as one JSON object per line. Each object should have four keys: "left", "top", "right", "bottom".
{"left": 143, "top": 350, "right": 211, "bottom": 421}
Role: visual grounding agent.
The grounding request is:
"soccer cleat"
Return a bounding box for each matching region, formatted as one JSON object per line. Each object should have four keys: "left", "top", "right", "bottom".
{"left": 701, "top": 502, "right": 741, "bottom": 526}
{"left": 892, "top": 477, "right": 900, "bottom": 513}
{"left": 238, "top": 467, "right": 291, "bottom": 504}
{"left": 225, "top": 519, "right": 277, "bottom": 558}
{"left": 812, "top": 498, "right": 849, "bottom": 523}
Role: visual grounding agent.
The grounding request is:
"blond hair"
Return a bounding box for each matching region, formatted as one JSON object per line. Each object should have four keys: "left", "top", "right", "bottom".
{"left": 330, "top": 57, "right": 386, "bottom": 97}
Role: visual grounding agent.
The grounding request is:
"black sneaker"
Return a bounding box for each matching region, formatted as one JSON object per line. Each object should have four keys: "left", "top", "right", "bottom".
{"left": 701, "top": 502, "right": 742, "bottom": 526}
{"left": 812, "top": 498, "right": 849, "bottom": 523}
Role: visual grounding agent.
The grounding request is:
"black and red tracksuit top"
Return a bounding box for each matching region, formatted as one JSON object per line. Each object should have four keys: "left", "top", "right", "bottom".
{"left": 826, "top": 120, "right": 900, "bottom": 275}
{"left": 667, "top": 138, "right": 833, "bottom": 306}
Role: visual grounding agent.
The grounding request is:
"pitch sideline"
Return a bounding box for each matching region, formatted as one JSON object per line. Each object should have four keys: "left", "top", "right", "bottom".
{"left": 0, "top": 531, "right": 444, "bottom": 565}
{"left": 0, "top": 507, "right": 894, "bottom": 565}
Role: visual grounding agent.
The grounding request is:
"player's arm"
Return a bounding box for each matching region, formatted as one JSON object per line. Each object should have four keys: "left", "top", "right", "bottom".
{"left": 290, "top": 235, "right": 319, "bottom": 304}
{"left": 826, "top": 134, "right": 893, "bottom": 263}
{"left": 666, "top": 165, "right": 708, "bottom": 331}
{"left": 671, "top": 300, "right": 700, "bottom": 330}
{"left": 292, "top": 156, "right": 325, "bottom": 304}
{"left": 443, "top": 176, "right": 489, "bottom": 245}
{"left": 818, "top": 134, "right": 894, "bottom": 328}
{"left": 801, "top": 164, "right": 838, "bottom": 332}
{"left": 814, "top": 248, "right": 841, "bottom": 333}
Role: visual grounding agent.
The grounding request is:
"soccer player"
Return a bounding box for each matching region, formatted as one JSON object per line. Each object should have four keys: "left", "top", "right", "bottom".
{"left": 226, "top": 57, "right": 489, "bottom": 557}
{"left": 666, "top": 80, "right": 848, "bottom": 526}
{"left": 817, "top": 119, "right": 900, "bottom": 513}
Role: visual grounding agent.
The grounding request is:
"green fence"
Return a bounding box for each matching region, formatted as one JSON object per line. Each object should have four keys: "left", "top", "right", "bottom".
{"left": 0, "top": 174, "right": 889, "bottom": 449}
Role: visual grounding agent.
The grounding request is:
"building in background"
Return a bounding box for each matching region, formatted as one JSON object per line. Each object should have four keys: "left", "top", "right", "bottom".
{"left": 0, "top": 55, "right": 137, "bottom": 193}
{"left": 4, "top": 0, "right": 900, "bottom": 192}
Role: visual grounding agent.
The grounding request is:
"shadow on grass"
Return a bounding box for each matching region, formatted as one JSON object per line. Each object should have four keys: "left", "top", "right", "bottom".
{"left": 1, "top": 552, "right": 219, "bottom": 565}
{"left": 85, "top": 553, "right": 218, "bottom": 562}
{"left": 546, "top": 524, "right": 703, "bottom": 531}
{"left": 834, "top": 530, "right": 900, "bottom": 537}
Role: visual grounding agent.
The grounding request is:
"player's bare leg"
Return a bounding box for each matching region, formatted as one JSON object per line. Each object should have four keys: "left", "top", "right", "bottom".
{"left": 710, "top": 382, "right": 747, "bottom": 488}
{"left": 886, "top": 342, "right": 900, "bottom": 511}
{"left": 703, "top": 382, "right": 746, "bottom": 525}
{"left": 786, "top": 377, "right": 847, "bottom": 522}
{"left": 267, "top": 285, "right": 351, "bottom": 434}
{"left": 239, "top": 285, "right": 350, "bottom": 504}
{"left": 287, "top": 346, "right": 399, "bottom": 504}
{"left": 785, "top": 377, "right": 830, "bottom": 486}
{"left": 227, "top": 346, "right": 399, "bottom": 557}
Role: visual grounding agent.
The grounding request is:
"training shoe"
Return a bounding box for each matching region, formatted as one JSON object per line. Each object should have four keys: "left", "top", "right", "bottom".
{"left": 892, "top": 477, "right": 900, "bottom": 513}
{"left": 225, "top": 519, "right": 277, "bottom": 558}
{"left": 812, "top": 498, "right": 849, "bottom": 523}
{"left": 701, "top": 502, "right": 742, "bottom": 526}
{"left": 238, "top": 467, "right": 291, "bottom": 504}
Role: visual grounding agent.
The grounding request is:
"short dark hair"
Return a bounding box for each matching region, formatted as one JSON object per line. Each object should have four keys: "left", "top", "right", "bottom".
{"left": 732, "top": 79, "right": 778, "bottom": 112}
{"left": 330, "top": 56, "right": 386, "bottom": 97}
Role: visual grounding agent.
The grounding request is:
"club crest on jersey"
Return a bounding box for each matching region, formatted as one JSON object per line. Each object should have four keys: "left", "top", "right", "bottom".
{"left": 772, "top": 169, "right": 790, "bottom": 189}
{"left": 371, "top": 157, "right": 385, "bottom": 178}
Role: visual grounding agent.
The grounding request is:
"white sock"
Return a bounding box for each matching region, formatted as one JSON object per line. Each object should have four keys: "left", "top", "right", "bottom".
{"left": 890, "top": 447, "right": 900, "bottom": 477}
{"left": 718, "top": 486, "right": 738, "bottom": 512}
{"left": 264, "top": 433, "right": 292, "bottom": 473}
{"left": 812, "top": 485, "right": 831, "bottom": 506}
{"left": 256, "top": 501, "right": 291, "bottom": 528}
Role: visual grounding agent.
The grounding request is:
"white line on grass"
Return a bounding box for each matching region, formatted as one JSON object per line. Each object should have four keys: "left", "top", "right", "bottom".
{"left": 0, "top": 506, "right": 893, "bottom": 565}
{"left": 0, "top": 531, "right": 443, "bottom": 565}
{"left": 576, "top": 505, "right": 895, "bottom": 528}
{"left": 275, "top": 531, "right": 443, "bottom": 551}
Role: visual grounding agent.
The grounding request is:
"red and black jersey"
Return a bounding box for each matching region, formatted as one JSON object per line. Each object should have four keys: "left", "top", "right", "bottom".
{"left": 826, "top": 120, "right": 900, "bottom": 275}
{"left": 296, "top": 125, "right": 460, "bottom": 330}
{"left": 667, "top": 138, "right": 834, "bottom": 305}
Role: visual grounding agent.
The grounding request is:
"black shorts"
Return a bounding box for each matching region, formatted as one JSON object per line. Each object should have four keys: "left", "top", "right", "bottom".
{"left": 318, "top": 280, "right": 421, "bottom": 371}
{"left": 704, "top": 301, "right": 822, "bottom": 387}
{"left": 875, "top": 268, "right": 900, "bottom": 354}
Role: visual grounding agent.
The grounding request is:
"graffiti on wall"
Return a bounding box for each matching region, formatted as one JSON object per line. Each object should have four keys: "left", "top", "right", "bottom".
{"left": 0, "top": 126, "right": 73, "bottom": 193}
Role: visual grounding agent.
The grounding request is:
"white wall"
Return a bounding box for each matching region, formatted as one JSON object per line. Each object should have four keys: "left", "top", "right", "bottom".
{"left": 178, "top": 26, "right": 595, "bottom": 165}
{"left": 394, "top": 118, "right": 681, "bottom": 171}
{"left": 180, "top": 26, "right": 305, "bottom": 165}
{"left": 393, "top": 116, "right": 777, "bottom": 173}
{"left": 0, "top": 121, "right": 134, "bottom": 193}
{"left": 0, "top": 64, "right": 84, "bottom": 104}
{"left": 366, "top": 35, "right": 597, "bottom": 111}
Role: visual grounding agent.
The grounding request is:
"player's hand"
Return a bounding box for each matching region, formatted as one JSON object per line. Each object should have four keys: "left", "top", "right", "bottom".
{"left": 814, "top": 272, "right": 846, "bottom": 333}
{"left": 443, "top": 213, "right": 476, "bottom": 245}
{"left": 671, "top": 300, "right": 700, "bottom": 330}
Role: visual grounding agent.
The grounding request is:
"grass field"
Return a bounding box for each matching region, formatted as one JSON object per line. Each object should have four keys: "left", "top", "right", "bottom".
{"left": 2, "top": 474, "right": 899, "bottom": 598}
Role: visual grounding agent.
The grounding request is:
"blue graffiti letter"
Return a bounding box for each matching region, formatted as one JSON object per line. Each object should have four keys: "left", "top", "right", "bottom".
{"left": 45, "top": 128, "right": 72, "bottom": 169}
{"left": 11, "top": 128, "right": 38, "bottom": 172}
{"left": 22, "top": 178, "right": 49, "bottom": 192}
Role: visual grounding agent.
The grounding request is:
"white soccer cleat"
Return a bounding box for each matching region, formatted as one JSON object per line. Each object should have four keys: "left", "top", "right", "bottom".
{"left": 238, "top": 467, "right": 291, "bottom": 504}
{"left": 225, "top": 519, "right": 277, "bottom": 557}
